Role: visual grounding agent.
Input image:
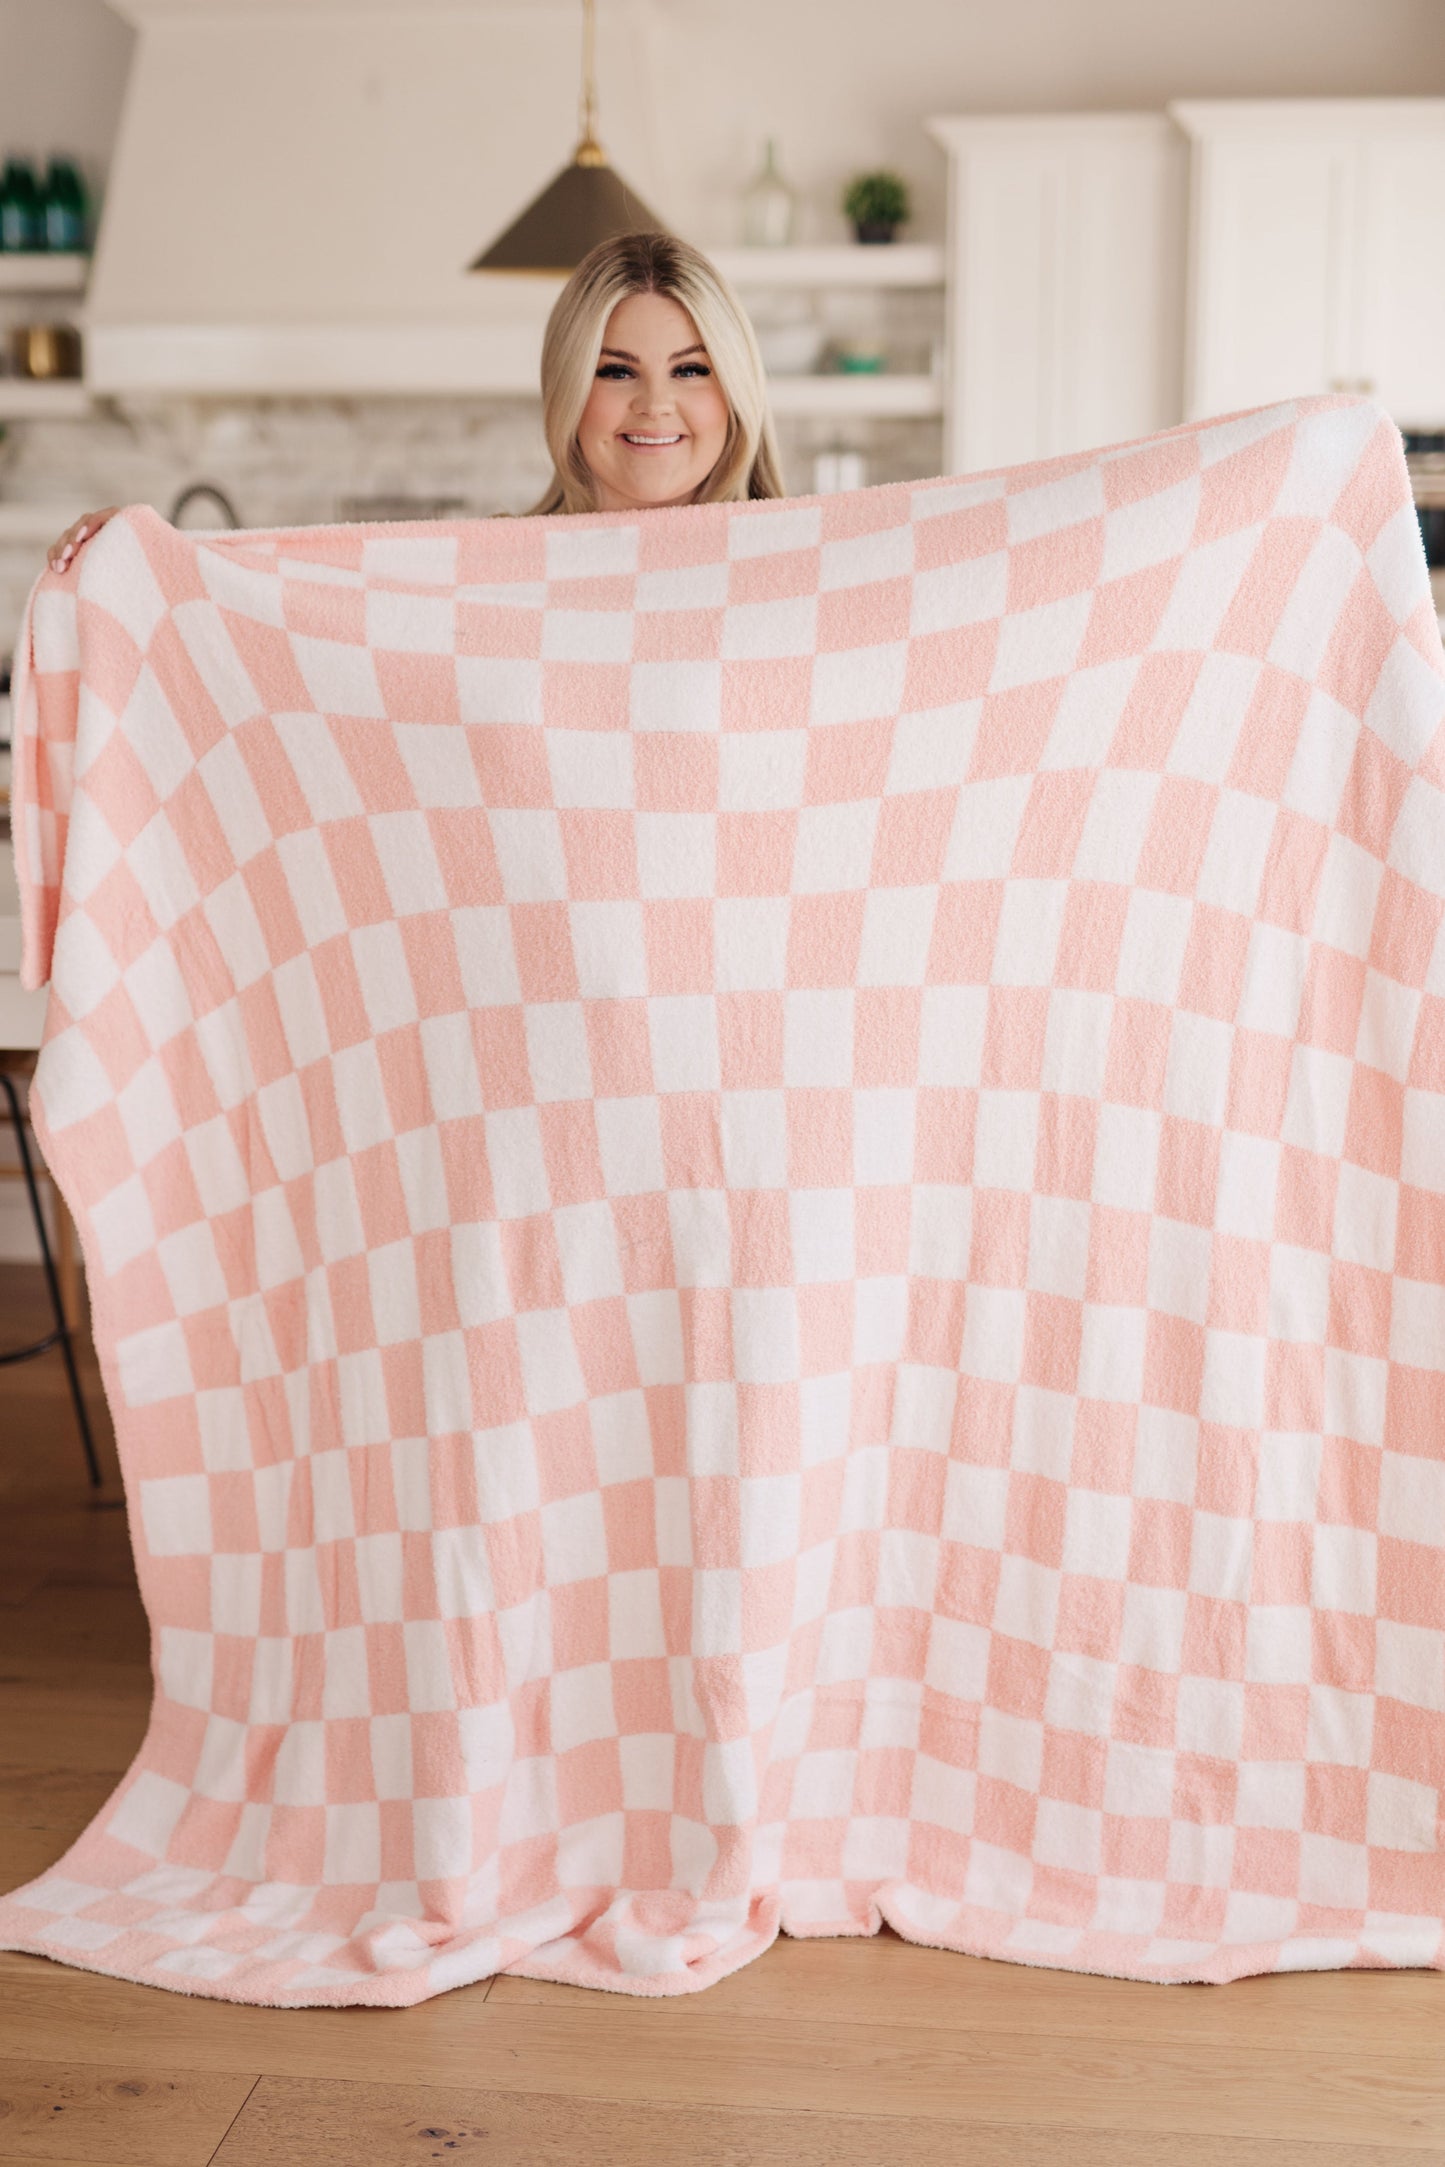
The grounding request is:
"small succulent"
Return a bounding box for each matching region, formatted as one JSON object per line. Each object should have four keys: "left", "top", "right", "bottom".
{"left": 842, "top": 169, "right": 911, "bottom": 235}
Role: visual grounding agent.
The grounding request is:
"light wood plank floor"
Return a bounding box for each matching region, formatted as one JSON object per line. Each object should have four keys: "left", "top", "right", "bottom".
{"left": 2, "top": 1259, "right": 1443, "bottom": 2165}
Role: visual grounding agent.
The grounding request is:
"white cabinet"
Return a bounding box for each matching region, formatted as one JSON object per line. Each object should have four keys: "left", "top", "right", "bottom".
{"left": 927, "top": 114, "right": 1185, "bottom": 473}
{"left": 1173, "top": 99, "right": 1445, "bottom": 428}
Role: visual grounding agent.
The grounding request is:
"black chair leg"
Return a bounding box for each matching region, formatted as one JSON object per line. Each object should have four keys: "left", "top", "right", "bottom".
{"left": 0, "top": 1068, "right": 102, "bottom": 1486}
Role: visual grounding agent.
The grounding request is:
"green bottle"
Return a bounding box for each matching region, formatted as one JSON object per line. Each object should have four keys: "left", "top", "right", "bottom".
{"left": 0, "top": 158, "right": 42, "bottom": 251}
{"left": 42, "top": 158, "right": 88, "bottom": 253}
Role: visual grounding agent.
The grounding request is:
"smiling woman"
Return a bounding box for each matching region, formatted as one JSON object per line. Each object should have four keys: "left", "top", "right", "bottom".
{"left": 527, "top": 228, "right": 786, "bottom": 514}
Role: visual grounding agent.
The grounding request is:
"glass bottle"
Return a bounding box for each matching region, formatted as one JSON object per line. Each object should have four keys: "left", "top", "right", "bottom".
{"left": 0, "top": 158, "right": 42, "bottom": 252}
{"left": 742, "top": 138, "right": 796, "bottom": 249}
{"left": 42, "top": 158, "right": 88, "bottom": 253}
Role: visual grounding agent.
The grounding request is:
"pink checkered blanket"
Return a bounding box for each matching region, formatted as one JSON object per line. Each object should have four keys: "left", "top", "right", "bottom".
{"left": 4, "top": 394, "right": 1445, "bottom": 2005}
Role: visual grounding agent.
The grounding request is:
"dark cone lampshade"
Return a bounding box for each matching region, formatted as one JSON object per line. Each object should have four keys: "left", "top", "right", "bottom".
{"left": 470, "top": 155, "right": 667, "bottom": 274}
{"left": 470, "top": 0, "right": 667, "bottom": 274}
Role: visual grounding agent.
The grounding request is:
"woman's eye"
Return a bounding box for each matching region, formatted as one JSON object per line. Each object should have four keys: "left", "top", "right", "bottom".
{"left": 596, "top": 363, "right": 633, "bottom": 380}
{"left": 674, "top": 363, "right": 710, "bottom": 378}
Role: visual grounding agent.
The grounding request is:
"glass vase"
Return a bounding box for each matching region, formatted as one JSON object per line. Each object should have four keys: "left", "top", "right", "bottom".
{"left": 742, "top": 138, "right": 796, "bottom": 249}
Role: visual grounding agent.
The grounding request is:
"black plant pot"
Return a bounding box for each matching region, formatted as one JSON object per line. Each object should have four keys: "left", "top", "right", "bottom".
{"left": 853, "top": 220, "right": 899, "bottom": 244}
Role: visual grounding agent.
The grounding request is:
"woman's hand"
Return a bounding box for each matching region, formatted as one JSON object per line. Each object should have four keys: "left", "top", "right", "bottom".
{"left": 47, "top": 507, "right": 120, "bottom": 572}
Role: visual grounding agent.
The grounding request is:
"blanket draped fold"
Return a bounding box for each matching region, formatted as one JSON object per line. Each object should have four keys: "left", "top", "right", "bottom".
{"left": 4, "top": 394, "right": 1445, "bottom": 2004}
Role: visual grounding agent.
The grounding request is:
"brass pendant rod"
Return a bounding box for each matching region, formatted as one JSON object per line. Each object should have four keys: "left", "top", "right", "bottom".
{"left": 576, "top": 0, "right": 604, "bottom": 165}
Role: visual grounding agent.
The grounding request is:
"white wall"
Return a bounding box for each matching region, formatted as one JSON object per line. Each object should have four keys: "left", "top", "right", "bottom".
{"left": 4, "top": 0, "right": 1444, "bottom": 257}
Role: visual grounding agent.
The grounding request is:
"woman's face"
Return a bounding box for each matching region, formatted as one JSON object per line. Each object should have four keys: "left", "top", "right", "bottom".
{"left": 576, "top": 290, "right": 731, "bottom": 512}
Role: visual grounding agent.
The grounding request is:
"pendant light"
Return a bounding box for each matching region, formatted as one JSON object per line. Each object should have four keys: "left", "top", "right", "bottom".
{"left": 469, "top": 0, "right": 667, "bottom": 274}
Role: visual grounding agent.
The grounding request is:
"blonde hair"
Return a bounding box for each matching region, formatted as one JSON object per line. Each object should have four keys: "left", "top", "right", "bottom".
{"left": 527, "top": 230, "right": 785, "bottom": 515}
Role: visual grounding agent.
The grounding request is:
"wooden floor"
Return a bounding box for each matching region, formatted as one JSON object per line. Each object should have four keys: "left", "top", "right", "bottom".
{"left": 2, "top": 1262, "right": 1443, "bottom": 2165}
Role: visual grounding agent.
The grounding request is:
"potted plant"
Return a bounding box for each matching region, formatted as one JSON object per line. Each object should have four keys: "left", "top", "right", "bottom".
{"left": 843, "top": 169, "right": 910, "bottom": 244}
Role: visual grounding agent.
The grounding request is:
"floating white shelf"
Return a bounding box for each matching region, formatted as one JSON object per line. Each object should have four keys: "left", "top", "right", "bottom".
{"left": 712, "top": 245, "right": 945, "bottom": 289}
{"left": 0, "top": 380, "right": 90, "bottom": 420}
{"left": 765, "top": 373, "right": 944, "bottom": 418}
{"left": 0, "top": 254, "right": 89, "bottom": 295}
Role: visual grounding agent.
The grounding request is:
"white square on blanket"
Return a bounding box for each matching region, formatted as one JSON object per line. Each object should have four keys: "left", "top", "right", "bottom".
{"left": 631, "top": 660, "right": 722, "bottom": 733}
{"left": 141, "top": 1474, "right": 212, "bottom": 1557}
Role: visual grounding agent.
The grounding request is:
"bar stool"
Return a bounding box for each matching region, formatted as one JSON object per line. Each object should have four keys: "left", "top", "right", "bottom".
{"left": 0, "top": 1051, "right": 101, "bottom": 1485}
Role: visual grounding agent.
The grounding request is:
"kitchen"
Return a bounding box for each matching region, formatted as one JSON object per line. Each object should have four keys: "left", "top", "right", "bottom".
{"left": 3, "top": 2, "right": 1445, "bottom": 2160}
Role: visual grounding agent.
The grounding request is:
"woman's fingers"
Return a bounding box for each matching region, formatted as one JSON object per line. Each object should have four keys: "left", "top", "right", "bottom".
{"left": 47, "top": 506, "right": 121, "bottom": 571}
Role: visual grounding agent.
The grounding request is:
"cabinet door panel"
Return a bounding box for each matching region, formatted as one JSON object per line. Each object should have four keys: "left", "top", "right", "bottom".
{"left": 1187, "top": 137, "right": 1354, "bottom": 418}
{"left": 952, "top": 144, "right": 1063, "bottom": 472}
{"left": 1359, "top": 134, "right": 1445, "bottom": 426}
{"left": 1062, "top": 132, "right": 1185, "bottom": 454}
{"left": 937, "top": 119, "right": 1183, "bottom": 473}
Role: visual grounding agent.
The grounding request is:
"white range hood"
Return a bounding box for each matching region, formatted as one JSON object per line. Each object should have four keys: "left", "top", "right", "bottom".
{"left": 86, "top": 0, "right": 668, "bottom": 396}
